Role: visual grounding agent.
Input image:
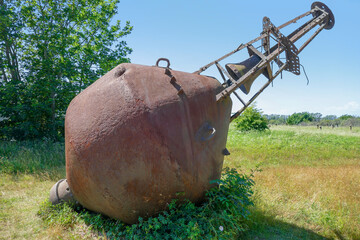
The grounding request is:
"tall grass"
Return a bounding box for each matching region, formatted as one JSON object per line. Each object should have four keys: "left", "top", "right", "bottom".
{"left": 0, "top": 140, "right": 65, "bottom": 180}
{"left": 273, "top": 125, "right": 360, "bottom": 136}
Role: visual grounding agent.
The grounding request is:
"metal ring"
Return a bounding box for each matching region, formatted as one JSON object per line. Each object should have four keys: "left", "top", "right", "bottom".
{"left": 156, "top": 58, "right": 171, "bottom": 68}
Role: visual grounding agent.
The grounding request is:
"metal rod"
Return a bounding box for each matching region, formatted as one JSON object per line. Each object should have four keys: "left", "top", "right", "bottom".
{"left": 285, "top": 16, "right": 316, "bottom": 41}
{"left": 298, "top": 23, "right": 326, "bottom": 54}
{"left": 233, "top": 91, "right": 246, "bottom": 106}
{"left": 288, "top": 12, "right": 327, "bottom": 43}
{"left": 215, "top": 62, "right": 227, "bottom": 83}
{"left": 277, "top": 10, "right": 314, "bottom": 30}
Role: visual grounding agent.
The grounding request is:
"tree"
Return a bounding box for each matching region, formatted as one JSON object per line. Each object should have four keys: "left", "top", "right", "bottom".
{"left": 286, "top": 112, "right": 314, "bottom": 125}
{"left": 0, "top": 0, "right": 132, "bottom": 140}
{"left": 0, "top": 0, "right": 22, "bottom": 83}
{"left": 0, "top": 0, "right": 25, "bottom": 138}
{"left": 341, "top": 117, "right": 360, "bottom": 127}
{"left": 338, "top": 114, "right": 354, "bottom": 121}
{"left": 322, "top": 115, "right": 337, "bottom": 120}
{"left": 234, "top": 105, "right": 269, "bottom": 132}
{"left": 309, "top": 112, "right": 322, "bottom": 122}
{"left": 264, "top": 114, "right": 287, "bottom": 125}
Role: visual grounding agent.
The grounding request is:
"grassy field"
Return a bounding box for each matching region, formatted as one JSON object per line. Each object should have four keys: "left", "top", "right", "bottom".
{"left": 225, "top": 125, "right": 360, "bottom": 240}
{"left": 0, "top": 125, "right": 359, "bottom": 239}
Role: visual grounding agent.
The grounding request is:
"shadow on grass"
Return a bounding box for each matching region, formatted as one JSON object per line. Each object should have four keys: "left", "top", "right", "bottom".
{"left": 242, "top": 210, "right": 331, "bottom": 240}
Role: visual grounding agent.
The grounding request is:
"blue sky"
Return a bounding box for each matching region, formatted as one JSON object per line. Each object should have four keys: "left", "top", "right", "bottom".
{"left": 116, "top": 0, "right": 360, "bottom": 117}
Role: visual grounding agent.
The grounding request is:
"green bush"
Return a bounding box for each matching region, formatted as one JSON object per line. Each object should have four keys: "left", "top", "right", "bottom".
{"left": 235, "top": 106, "right": 269, "bottom": 132}
{"left": 38, "top": 167, "right": 255, "bottom": 239}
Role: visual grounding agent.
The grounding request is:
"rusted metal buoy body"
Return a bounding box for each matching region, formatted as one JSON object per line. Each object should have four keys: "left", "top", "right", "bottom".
{"left": 65, "top": 63, "right": 232, "bottom": 224}
{"left": 62, "top": 1, "right": 335, "bottom": 224}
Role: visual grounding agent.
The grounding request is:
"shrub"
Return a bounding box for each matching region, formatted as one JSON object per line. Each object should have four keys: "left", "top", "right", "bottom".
{"left": 235, "top": 106, "right": 269, "bottom": 132}
{"left": 38, "top": 167, "right": 255, "bottom": 239}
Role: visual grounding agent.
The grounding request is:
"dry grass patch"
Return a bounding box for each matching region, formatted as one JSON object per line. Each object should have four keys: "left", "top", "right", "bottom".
{"left": 253, "top": 165, "right": 360, "bottom": 239}
{"left": 271, "top": 125, "right": 360, "bottom": 137}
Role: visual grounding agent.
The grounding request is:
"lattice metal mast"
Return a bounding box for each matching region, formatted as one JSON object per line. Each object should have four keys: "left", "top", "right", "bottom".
{"left": 194, "top": 2, "right": 334, "bottom": 121}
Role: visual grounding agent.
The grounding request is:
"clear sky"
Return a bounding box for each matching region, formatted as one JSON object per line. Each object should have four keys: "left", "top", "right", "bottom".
{"left": 116, "top": 0, "right": 360, "bottom": 117}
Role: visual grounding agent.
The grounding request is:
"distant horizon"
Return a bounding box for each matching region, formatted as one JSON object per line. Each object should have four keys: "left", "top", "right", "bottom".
{"left": 231, "top": 112, "right": 360, "bottom": 118}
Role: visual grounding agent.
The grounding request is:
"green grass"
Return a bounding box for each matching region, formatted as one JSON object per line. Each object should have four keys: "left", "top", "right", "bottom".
{"left": 1, "top": 125, "right": 359, "bottom": 239}
{"left": 0, "top": 174, "right": 60, "bottom": 239}
{"left": 226, "top": 125, "right": 360, "bottom": 169}
{"left": 0, "top": 141, "right": 67, "bottom": 239}
{"left": 0, "top": 140, "right": 65, "bottom": 180}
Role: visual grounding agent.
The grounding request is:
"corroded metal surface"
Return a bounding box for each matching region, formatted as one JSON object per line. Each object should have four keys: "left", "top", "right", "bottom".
{"left": 65, "top": 63, "right": 232, "bottom": 224}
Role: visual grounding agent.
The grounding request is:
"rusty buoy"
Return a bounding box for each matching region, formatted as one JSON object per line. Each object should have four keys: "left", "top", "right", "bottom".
{"left": 65, "top": 62, "right": 232, "bottom": 223}
{"left": 51, "top": 1, "right": 335, "bottom": 224}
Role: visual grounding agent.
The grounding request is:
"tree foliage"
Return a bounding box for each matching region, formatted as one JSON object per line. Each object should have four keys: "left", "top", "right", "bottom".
{"left": 266, "top": 112, "right": 360, "bottom": 127}
{"left": 338, "top": 114, "right": 354, "bottom": 121}
{"left": 235, "top": 105, "right": 269, "bottom": 132}
{"left": 264, "top": 114, "right": 287, "bottom": 125}
{"left": 0, "top": 0, "right": 132, "bottom": 140}
{"left": 286, "top": 112, "right": 314, "bottom": 125}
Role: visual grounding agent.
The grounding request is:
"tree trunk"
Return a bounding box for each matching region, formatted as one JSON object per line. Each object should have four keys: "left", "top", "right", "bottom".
{"left": 0, "top": 56, "right": 8, "bottom": 83}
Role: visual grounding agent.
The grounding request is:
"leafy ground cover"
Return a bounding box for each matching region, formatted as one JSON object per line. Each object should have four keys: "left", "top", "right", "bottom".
{"left": 0, "top": 125, "right": 359, "bottom": 239}
{"left": 37, "top": 167, "right": 254, "bottom": 239}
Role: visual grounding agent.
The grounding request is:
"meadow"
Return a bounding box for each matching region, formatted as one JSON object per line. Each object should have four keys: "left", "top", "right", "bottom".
{"left": 0, "top": 125, "right": 359, "bottom": 239}
{"left": 226, "top": 125, "right": 360, "bottom": 239}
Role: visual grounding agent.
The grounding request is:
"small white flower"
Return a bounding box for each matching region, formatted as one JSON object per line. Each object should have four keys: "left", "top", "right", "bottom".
{"left": 219, "top": 226, "right": 224, "bottom": 231}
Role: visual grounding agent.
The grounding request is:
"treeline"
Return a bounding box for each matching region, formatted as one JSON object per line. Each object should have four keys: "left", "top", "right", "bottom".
{"left": 0, "top": 0, "right": 132, "bottom": 140}
{"left": 264, "top": 112, "right": 360, "bottom": 127}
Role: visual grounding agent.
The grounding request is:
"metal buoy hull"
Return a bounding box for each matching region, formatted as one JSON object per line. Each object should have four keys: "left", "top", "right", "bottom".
{"left": 65, "top": 63, "right": 232, "bottom": 223}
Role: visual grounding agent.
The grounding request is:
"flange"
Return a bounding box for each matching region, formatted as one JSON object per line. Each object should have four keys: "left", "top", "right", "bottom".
{"left": 311, "top": 2, "right": 335, "bottom": 30}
